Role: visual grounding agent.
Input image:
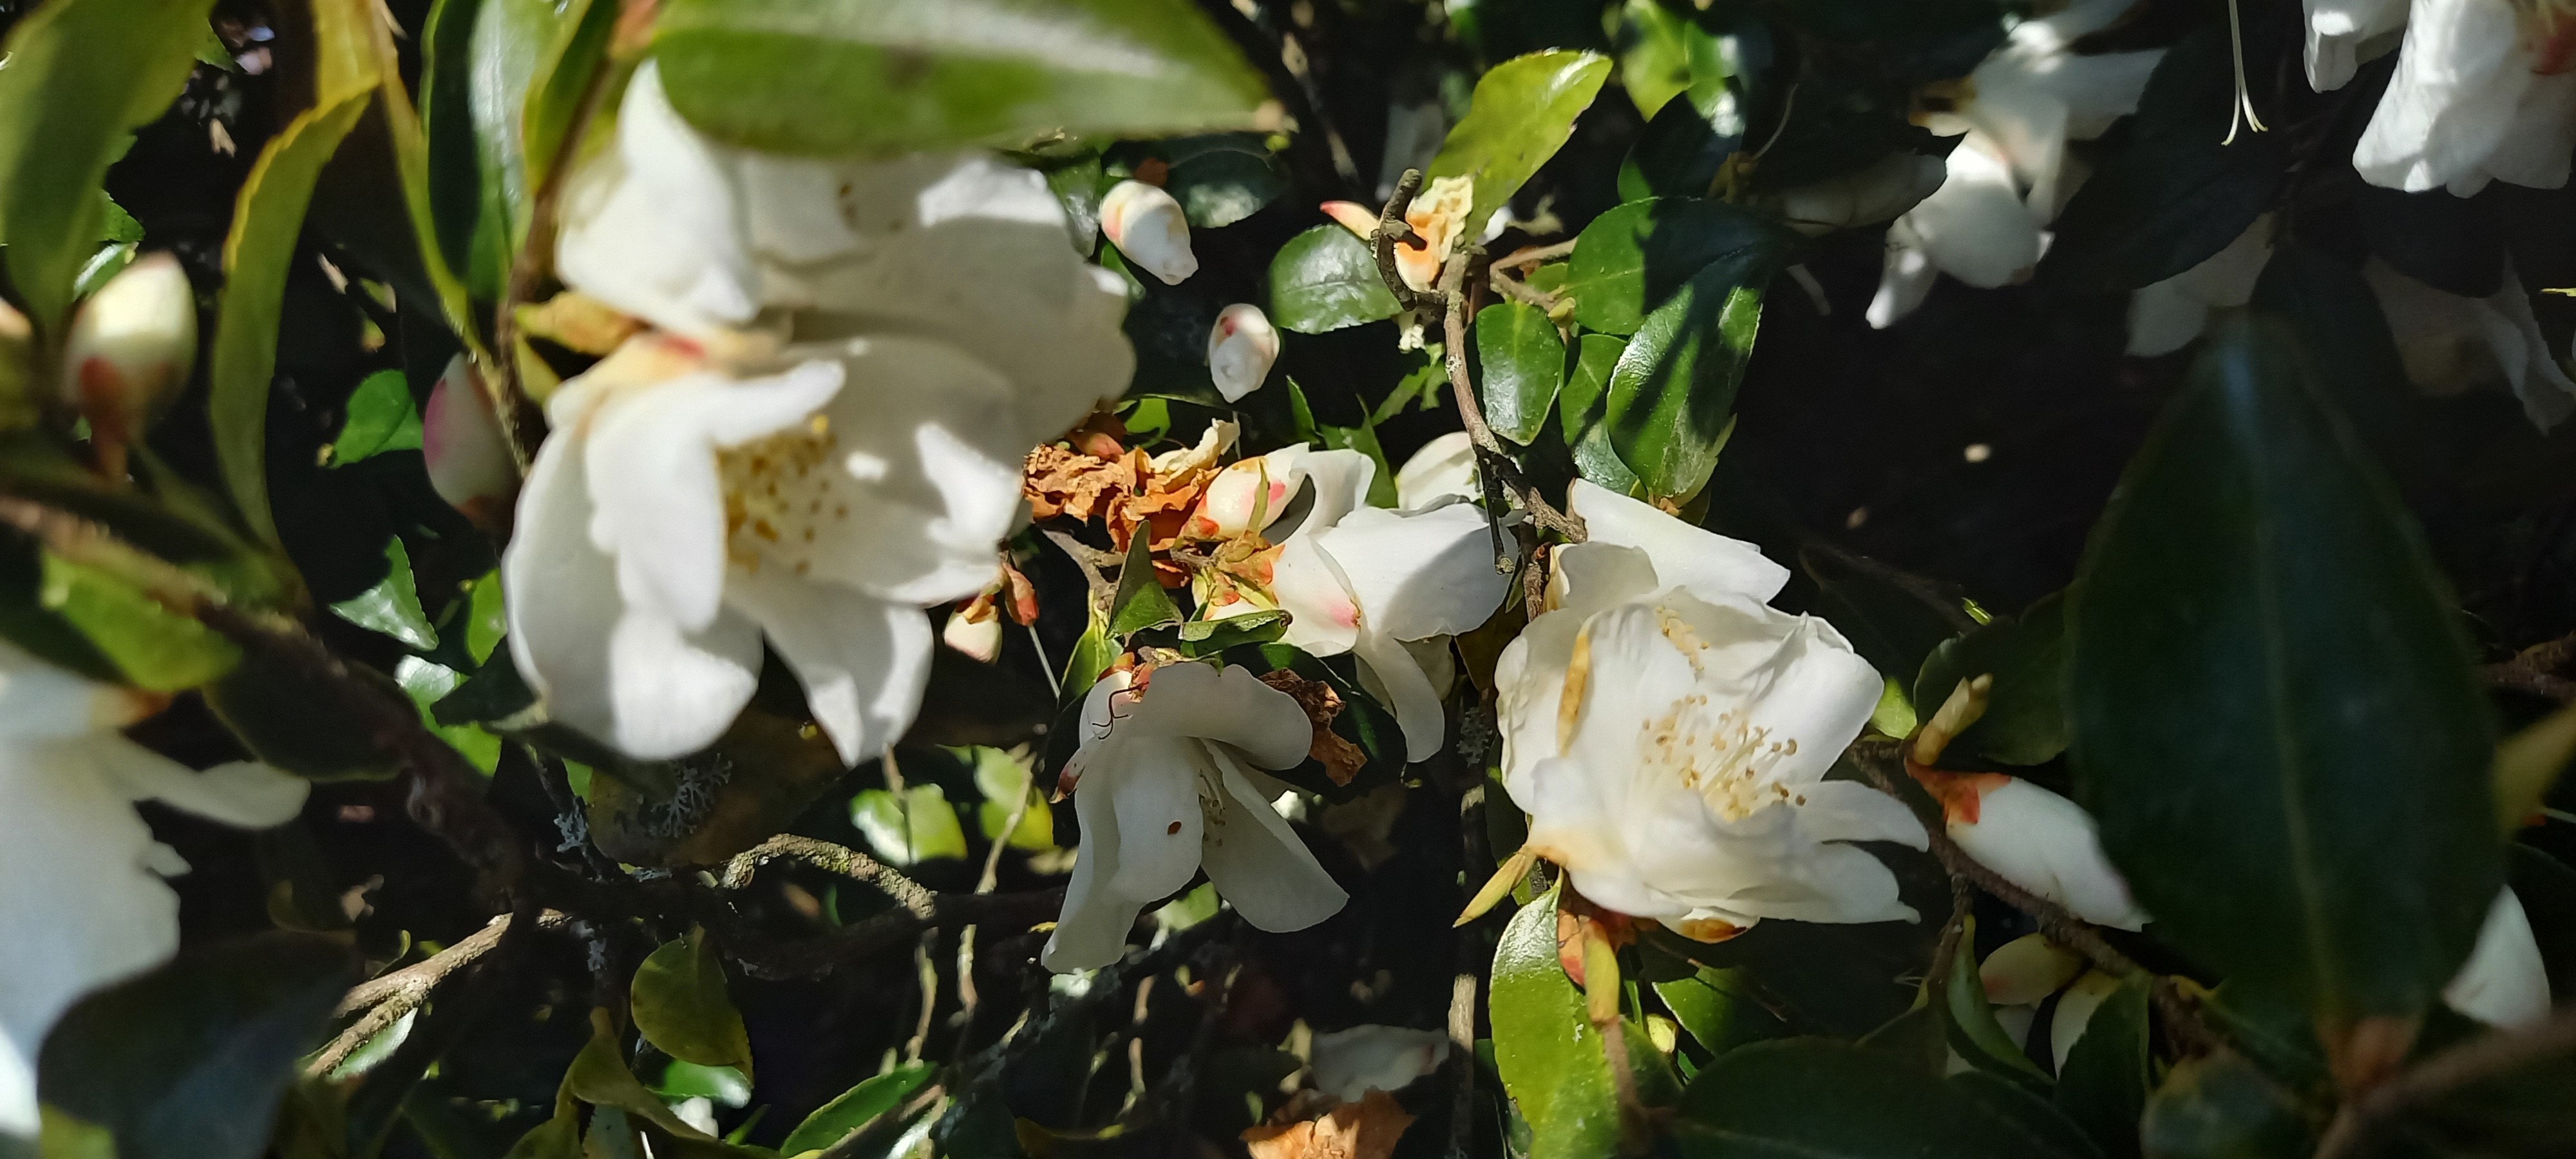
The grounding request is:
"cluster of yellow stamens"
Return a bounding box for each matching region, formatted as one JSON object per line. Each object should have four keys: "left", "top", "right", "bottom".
{"left": 715, "top": 413, "right": 846, "bottom": 576}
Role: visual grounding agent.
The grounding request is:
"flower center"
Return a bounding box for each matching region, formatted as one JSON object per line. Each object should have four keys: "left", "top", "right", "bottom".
{"left": 715, "top": 413, "right": 849, "bottom": 576}
{"left": 1642, "top": 697, "right": 1803, "bottom": 822}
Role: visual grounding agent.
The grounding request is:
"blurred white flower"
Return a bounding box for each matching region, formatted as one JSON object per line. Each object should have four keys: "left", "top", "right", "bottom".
{"left": 2304, "top": 0, "right": 2410, "bottom": 90}
{"left": 422, "top": 355, "right": 515, "bottom": 522}
{"left": 942, "top": 599, "right": 1003, "bottom": 663}
{"left": 1193, "top": 446, "right": 1510, "bottom": 760}
{"left": 2443, "top": 887, "right": 2552, "bottom": 1027}
{"left": 1778, "top": 153, "right": 1949, "bottom": 236}
{"left": 1208, "top": 303, "right": 1279, "bottom": 402}
{"left": 2353, "top": 0, "right": 2576, "bottom": 194}
{"left": 1101, "top": 180, "right": 1198, "bottom": 285}
{"left": 1493, "top": 481, "right": 1926, "bottom": 941}
{"left": 0, "top": 643, "right": 307, "bottom": 1141}
{"left": 60, "top": 252, "right": 195, "bottom": 473}
{"left": 1913, "top": 770, "right": 2148, "bottom": 930}
{"left": 1871, "top": 0, "right": 2164, "bottom": 327}
{"left": 1311, "top": 1024, "right": 1451, "bottom": 1102}
{"left": 2125, "top": 215, "right": 2275, "bottom": 357}
{"left": 2363, "top": 257, "right": 2576, "bottom": 428}
{"left": 515, "top": 62, "right": 1132, "bottom": 764}
{"left": 1980, "top": 932, "right": 2085, "bottom": 1006}
{"left": 1394, "top": 431, "right": 1479, "bottom": 511}
{"left": 1043, "top": 663, "right": 1345, "bottom": 971}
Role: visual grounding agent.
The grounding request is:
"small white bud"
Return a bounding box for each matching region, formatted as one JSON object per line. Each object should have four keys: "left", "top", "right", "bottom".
{"left": 942, "top": 596, "right": 1003, "bottom": 663}
{"left": 1206, "top": 304, "right": 1278, "bottom": 402}
{"left": 423, "top": 355, "right": 516, "bottom": 521}
{"left": 61, "top": 253, "right": 196, "bottom": 464}
{"left": 1100, "top": 180, "right": 1197, "bottom": 285}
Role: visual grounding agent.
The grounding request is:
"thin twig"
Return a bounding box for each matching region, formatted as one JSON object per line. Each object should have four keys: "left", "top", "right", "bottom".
{"left": 1486, "top": 240, "right": 1575, "bottom": 273}
{"left": 309, "top": 910, "right": 574, "bottom": 1077}
{"left": 1370, "top": 169, "right": 1442, "bottom": 316}
{"left": 2313, "top": 1005, "right": 2576, "bottom": 1159}
{"left": 1435, "top": 251, "right": 1586, "bottom": 543}
{"left": 954, "top": 788, "right": 1035, "bottom": 1046}
{"left": 720, "top": 835, "right": 938, "bottom": 917}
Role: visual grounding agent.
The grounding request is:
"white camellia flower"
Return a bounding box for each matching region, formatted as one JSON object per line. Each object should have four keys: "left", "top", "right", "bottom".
{"left": 2353, "top": 0, "right": 2576, "bottom": 194}
{"left": 2443, "top": 887, "right": 2552, "bottom": 1027}
{"left": 2304, "top": 0, "right": 2410, "bottom": 90}
{"left": 1101, "top": 180, "right": 1199, "bottom": 285}
{"left": 2126, "top": 215, "right": 2274, "bottom": 357}
{"left": 1493, "top": 480, "right": 1928, "bottom": 941}
{"left": 0, "top": 642, "right": 308, "bottom": 1140}
{"left": 2363, "top": 258, "right": 2576, "bottom": 428}
{"left": 1208, "top": 303, "right": 1279, "bottom": 402}
{"left": 1192, "top": 446, "right": 1510, "bottom": 761}
{"left": 1043, "top": 663, "right": 1346, "bottom": 971}
{"left": 509, "top": 62, "right": 1132, "bottom": 764}
{"left": 1913, "top": 770, "right": 2149, "bottom": 930}
{"left": 1870, "top": 0, "right": 2164, "bottom": 327}
{"left": 1394, "top": 431, "right": 1478, "bottom": 511}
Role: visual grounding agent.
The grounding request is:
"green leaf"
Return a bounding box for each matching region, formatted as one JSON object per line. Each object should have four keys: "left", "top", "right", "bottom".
{"left": 1672, "top": 1039, "right": 2101, "bottom": 1159}
{"left": 209, "top": 95, "right": 374, "bottom": 549}
{"left": 1267, "top": 225, "right": 1401, "bottom": 334}
{"left": 397, "top": 657, "right": 505, "bottom": 774}
{"left": 1475, "top": 301, "right": 1564, "bottom": 445}
{"left": 1062, "top": 612, "right": 1117, "bottom": 706}
{"left": 1426, "top": 50, "right": 1613, "bottom": 231}
{"left": 1914, "top": 591, "right": 2070, "bottom": 767}
{"left": 331, "top": 371, "right": 424, "bottom": 465}
{"left": 1653, "top": 965, "right": 1785, "bottom": 1059}
{"left": 422, "top": 0, "right": 548, "bottom": 301}
{"left": 1490, "top": 885, "right": 1620, "bottom": 1159}
{"left": 2041, "top": 25, "right": 2286, "bottom": 294}
{"left": 40, "top": 553, "right": 240, "bottom": 691}
{"left": 1564, "top": 196, "right": 1779, "bottom": 337}
{"left": 1155, "top": 135, "right": 1287, "bottom": 229}
{"left": 0, "top": 0, "right": 217, "bottom": 334}
{"left": 1602, "top": 253, "right": 1760, "bottom": 502}
{"left": 1940, "top": 918, "right": 2049, "bottom": 1087}
{"left": 332, "top": 538, "right": 440, "bottom": 650}
{"left": 1177, "top": 608, "right": 1290, "bottom": 657}
{"left": 849, "top": 784, "right": 970, "bottom": 865}
{"left": 464, "top": 569, "right": 508, "bottom": 664}
{"left": 967, "top": 746, "right": 1055, "bottom": 851}
{"left": 651, "top": 0, "right": 1271, "bottom": 156}
{"left": 1108, "top": 531, "right": 1182, "bottom": 637}
{"left": 206, "top": 650, "right": 405, "bottom": 780}
{"left": 2136, "top": 1052, "right": 2315, "bottom": 1159}
{"left": 2054, "top": 976, "right": 2151, "bottom": 1159}
{"left": 1558, "top": 333, "right": 1642, "bottom": 495}
{"left": 37, "top": 932, "right": 359, "bottom": 1159}
{"left": 2067, "top": 314, "right": 2499, "bottom": 1026}
{"left": 779, "top": 1064, "right": 934, "bottom": 1156}
{"left": 519, "top": 0, "right": 620, "bottom": 196}
{"left": 632, "top": 928, "right": 755, "bottom": 1077}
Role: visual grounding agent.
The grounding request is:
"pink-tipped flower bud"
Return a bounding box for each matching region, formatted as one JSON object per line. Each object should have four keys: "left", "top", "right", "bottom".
{"left": 1320, "top": 200, "right": 1380, "bottom": 238}
{"left": 423, "top": 355, "right": 516, "bottom": 522}
{"left": 943, "top": 594, "right": 1003, "bottom": 663}
{"left": 1207, "top": 304, "right": 1278, "bottom": 402}
{"left": 61, "top": 253, "right": 196, "bottom": 473}
{"left": 1978, "top": 933, "right": 2084, "bottom": 1007}
{"left": 1101, "top": 180, "right": 1197, "bottom": 285}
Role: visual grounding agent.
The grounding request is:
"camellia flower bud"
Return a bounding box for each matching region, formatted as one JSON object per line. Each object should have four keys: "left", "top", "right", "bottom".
{"left": 1207, "top": 304, "right": 1278, "bottom": 402}
{"left": 61, "top": 252, "right": 196, "bottom": 476}
{"left": 1101, "top": 180, "right": 1198, "bottom": 285}
{"left": 1913, "top": 769, "right": 2150, "bottom": 930}
{"left": 422, "top": 355, "right": 516, "bottom": 523}
{"left": 942, "top": 592, "right": 1004, "bottom": 663}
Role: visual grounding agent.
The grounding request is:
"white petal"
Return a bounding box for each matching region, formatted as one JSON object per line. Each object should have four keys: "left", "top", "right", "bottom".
{"left": 2488, "top": 263, "right": 2576, "bottom": 429}
{"left": 1544, "top": 543, "right": 1664, "bottom": 623}
{"left": 1394, "top": 431, "right": 1479, "bottom": 511}
{"left": 2051, "top": 970, "right": 2124, "bottom": 1070}
{"left": 0, "top": 1031, "right": 32, "bottom": 1142}
{"left": 2354, "top": 0, "right": 2533, "bottom": 193}
{"left": 1569, "top": 479, "right": 1790, "bottom": 605}
{"left": 602, "top": 603, "right": 764, "bottom": 760}
{"left": 583, "top": 361, "right": 844, "bottom": 632}
{"left": 1120, "top": 662, "right": 1314, "bottom": 770}
{"left": 1313, "top": 504, "right": 1511, "bottom": 641}
{"left": 1105, "top": 737, "right": 1207, "bottom": 903}
{"left": 0, "top": 739, "right": 184, "bottom": 1071}
{"left": 424, "top": 355, "right": 515, "bottom": 515}
{"left": 1981, "top": 934, "right": 2085, "bottom": 1006}
{"left": 1191, "top": 447, "right": 1314, "bottom": 540}
{"left": 2477, "top": 71, "right": 2576, "bottom": 189}
{"left": 1947, "top": 778, "right": 2149, "bottom": 930}
{"left": 1907, "top": 134, "right": 2044, "bottom": 288}
{"left": 95, "top": 752, "right": 306, "bottom": 829}
{"left": 1654, "top": 591, "right": 1886, "bottom": 790}
{"left": 2444, "top": 888, "right": 2552, "bottom": 1027}
{"left": 1208, "top": 304, "right": 1278, "bottom": 402}
{"left": 1956, "top": 81, "right": 2071, "bottom": 211}
{"left": 507, "top": 422, "right": 638, "bottom": 748}
{"left": 1101, "top": 180, "right": 1198, "bottom": 284}
{"left": 1200, "top": 746, "right": 1348, "bottom": 932}
{"left": 1309, "top": 1026, "right": 1449, "bottom": 1104}
{"left": 1492, "top": 608, "right": 1585, "bottom": 807}
{"left": 1792, "top": 779, "right": 1929, "bottom": 849}
{"left": 1354, "top": 628, "right": 1446, "bottom": 762}
{"left": 1868, "top": 227, "right": 1940, "bottom": 329}
{"left": 1274, "top": 448, "right": 1378, "bottom": 542}
{"left": 1273, "top": 533, "right": 1364, "bottom": 657}
{"left": 726, "top": 575, "right": 934, "bottom": 766}
{"left": 1043, "top": 769, "right": 1143, "bottom": 972}
{"left": 2306, "top": 0, "right": 2412, "bottom": 90}
{"left": 0, "top": 640, "right": 153, "bottom": 740}
{"left": 553, "top": 61, "right": 759, "bottom": 337}
{"left": 2126, "top": 211, "right": 2278, "bottom": 357}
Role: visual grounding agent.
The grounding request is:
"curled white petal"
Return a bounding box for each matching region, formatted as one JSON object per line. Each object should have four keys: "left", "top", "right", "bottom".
{"left": 2444, "top": 888, "right": 2552, "bottom": 1028}
{"left": 1101, "top": 180, "right": 1198, "bottom": 285}
{"left": 1208, "top": 303, "right": 1278, "bottom": 402}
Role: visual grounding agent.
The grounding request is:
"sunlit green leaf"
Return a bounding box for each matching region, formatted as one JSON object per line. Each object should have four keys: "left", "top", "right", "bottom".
{"left": 1475, "top": 300, "right": 1563, "bottom": 446}
{"left": 332, "top": 538, "right": 439, "bottom": 650}
{"left": 1564, "top": 196, "right": 1778, "bottom": 337}
{"left": 1914, "top": 591, "right": 2070, "bottom": 768}
{"left": 1267, "top": 225, "right": 1401, "bottom": 334}
{"left": 779, "top": 1064, "right": 934, "bottom": 1156}
{"left": 849, "top": 784, "right": 970, "bottom": 865}
{"left": 632, "top": 928, "right": 755, "bottom": 1077}
{"left": 1108, "top": 531, "right": 1182, "bottom": 637}
{"left": 39, "top": 553, "right": 238, "bottom": 691}
{"left": 1602, "top": 253, "right": 1759, "bottom": 502}
{"left": 1490, "top": 885, "right": 1620, "bottom": 1159}
{"left": 1425, "top": 50, "right": 1612, "bottom": 231}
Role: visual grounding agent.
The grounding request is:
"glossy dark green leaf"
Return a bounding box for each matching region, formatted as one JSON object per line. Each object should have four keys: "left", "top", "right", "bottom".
{"left": 2041, "top": 26, "right": 2285, "bottom": 294}
{"left": 430, "top": 645, "right": 540, "bottom": 726}
{"left": 1618, "top": 97, "right": 1736, "bottom": 203}
{"left": 2068, "top": 315, "right": 2498, "bottom": 1025}
{"left": 1157, "top": 137, "right": 1287, "bottom": 229}
{"left": 781, "top": 1064, "right": 934, "bottom": 1156}
{"left": 1915, "top": 591, "right": 2070, "bottom": 767}
{"left": 0, "top": 0, "right": 217, "bottom": 333}
{"left": 652, "top": 0, "right": 1269, "bottom": 156}
{"left": 2136, "top": 1052, "right": 2315, "bottom": 1159}
{"left": 1427, "top": 50, "right": 1612, "bottom": 230}
{"left": 207, "top": 649, "right": 406, "bottom": 780}
{"left": 395, "top": 657, "right": 504, "bottom": 774}
{"left": 520, "top": 0, "right": 619, "bottom": 196}
{"left": 1673, "top": 1039, "right": 2101, "bottom": 1158}
{"left": 39, "top": 552, "right": 241, "bottom": 691}
{"left": 39, "top": 932, "right": 359, "bottom": 1159}
{"left": 1267, "top": 225, "right": 1402, "bottom": 334}
{"left": 1475, "top": 301, "right": 1565, "bottom": 445}
{"left": 632, "top": 929, "right": 755, "bottom": 1077}
{"left": 1558, "top": 333, "right": 1642, "bottom": 495}
{"left": 2249, "top": 245, "right": 2413, "bottom": 475}
{"left": 1653, "top": 965, "right": 1785, "bottom": 1058}
{"left": 1614, "top": 6, "right": 1763, "bottom": 202}
{"left": 210, "top": 93, "right": 374, "bottom": 549}
{"left": 329, "top": 370, "right": 425, "bottom": 464}
{"left": 1942, "top": 918, "right": 2049, "bottom": 1087}
{"left": 330, "top": 537, "right": 439, "bottom": 650}
{"left": 1490, "top": 885, "right": 1620, "bottom": 1159}
{"left": 424, "top": 0, "right": 558, "bottom": 303}
{"left": 1564, "top": 197, "right": 1778, "bottom": 336}
{"left": 1602, "top": 252, "right": 1761, "bottom": 502}
{"left": 2055, "top": 975, "right": 2151, "bottom": 1159}
{"left": 1108, "top": 531, "right": 1182, "bottom": 636}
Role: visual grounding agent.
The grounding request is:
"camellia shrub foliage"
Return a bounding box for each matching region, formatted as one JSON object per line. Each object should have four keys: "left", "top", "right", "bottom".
{"left": 9, "top": 0, "right": 2576, "bottom": 1156}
